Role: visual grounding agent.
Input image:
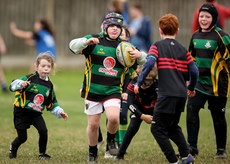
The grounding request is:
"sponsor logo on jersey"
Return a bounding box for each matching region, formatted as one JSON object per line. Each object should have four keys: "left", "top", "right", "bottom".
{"left": 31, "top": 85, "right": 38, "bottom": 92}
{"left": 97, "top": 48, "right": 105, "bottom": 54}
{"left": 28, "top": 94, "right": 44, "bottom": 112}
{"left": 99, "top": 57, "right": 118, "bottom": 76}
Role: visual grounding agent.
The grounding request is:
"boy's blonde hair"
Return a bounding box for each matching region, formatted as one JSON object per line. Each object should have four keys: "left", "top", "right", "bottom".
{"left": 137, "top": 64, "right": 158, "bottom": 79}
{"left": 158, "top": 13, "right": 178, "bottom": 36}
{"left": 36, "top": 51, "right": 54, "bottom": 68}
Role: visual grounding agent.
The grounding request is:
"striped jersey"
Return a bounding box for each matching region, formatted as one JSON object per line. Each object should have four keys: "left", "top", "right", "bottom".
{"left": 11, "top": 72, "right": 59, "bottom": 112}
{"left": 148, "top": 38, "right": 194, "bottom": 97}
{"left": 79, "top": 33, "right": 128, "bottom": 101}
{"left": 189, "top": 27, "right": 230, "bottom": 97}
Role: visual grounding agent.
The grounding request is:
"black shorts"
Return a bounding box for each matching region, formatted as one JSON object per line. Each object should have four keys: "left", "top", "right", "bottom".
{"left": 13, "top": 106, "right": 42, "bottom": 129}
{"left": 187, "top": 90, "right": 227, "bottom": 112}
{"left": 154, "top": 96, "right": 187, "bottom": 114}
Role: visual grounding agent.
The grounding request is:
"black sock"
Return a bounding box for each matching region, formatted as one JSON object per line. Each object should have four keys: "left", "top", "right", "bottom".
{"left": 107, "top": 131, "right": 116, "bottom": 141}
{"left": 98, "top": 127, "right": 103, "bottom": 142}
{"left": 89, "top": 145, "right": 97, "bottom": 156}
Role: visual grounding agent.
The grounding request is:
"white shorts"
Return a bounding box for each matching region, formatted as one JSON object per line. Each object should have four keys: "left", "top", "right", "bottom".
{"left": 84, "top": 99, "right": 121, "bottom": 115}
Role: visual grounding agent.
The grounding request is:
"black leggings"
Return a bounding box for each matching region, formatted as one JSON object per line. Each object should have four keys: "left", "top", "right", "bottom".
{"left": 11, "top": 115, "right": 48, "bottom": 154}
{"left": 118, "top": 114, "right": 143, "bottom": 155}
{"left": 187, "top": 91, "right": 227, "bottom": 149}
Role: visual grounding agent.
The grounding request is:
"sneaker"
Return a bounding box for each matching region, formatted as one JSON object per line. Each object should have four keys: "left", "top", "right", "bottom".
{"left": 88, "top": 152, "right": 97, "bottom": 163}
{"left": 9, "top": 144, "right": 18, "bottom": 159}
{"left": 114, "top": 152, "right": 124, "bottom": 161}
{"left": 179, "top": 154, "right": 195, "bottom": 164}
{"left": 188, "top": 145, "right": 198, "bottom": 156}
{"left": 39, "top": 153, "right": 52, "bottom": 160}
{"left": 216, "top": 149, "right": 227, "bottom": 159}
{"left": 97, "top": 138, "right": 104, "bottom": 149}
{"left": 107, "top": 139, "right": 118, "bottom": 155}
{"left": 104, "top": 151, "right": 113, "bottom": 159}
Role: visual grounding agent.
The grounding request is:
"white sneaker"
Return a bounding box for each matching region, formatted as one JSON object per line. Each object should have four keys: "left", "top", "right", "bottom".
{"left": 97, "top": 139, "right": 104, "bottom": 149}
{"left": 104, "top": 151, "right": 113, "bottom": 158}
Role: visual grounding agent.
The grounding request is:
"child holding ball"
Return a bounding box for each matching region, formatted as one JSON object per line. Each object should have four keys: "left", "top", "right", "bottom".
{"left": 69, "top": 12, "right": 145, "bottom": 162}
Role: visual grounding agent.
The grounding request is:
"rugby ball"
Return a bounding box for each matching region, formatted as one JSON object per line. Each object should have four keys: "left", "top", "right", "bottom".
{"left": 116, "top": 42, "right": 135, "bottom": 67}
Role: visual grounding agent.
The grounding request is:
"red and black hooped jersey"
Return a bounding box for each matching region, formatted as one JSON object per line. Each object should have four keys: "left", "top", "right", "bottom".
{"left": 148, "top": 38, "right": 194, "bottom": 97}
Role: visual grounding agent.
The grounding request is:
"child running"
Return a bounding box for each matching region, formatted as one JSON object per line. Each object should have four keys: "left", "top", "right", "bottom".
{"left": 69, "top": 12, "right": 145, "bottom": 163}
{"left": 9, "top": 52, "right": 68, "bottom": 160}
{"left": 134, "top": 14, "right": 199, "bottom": 164}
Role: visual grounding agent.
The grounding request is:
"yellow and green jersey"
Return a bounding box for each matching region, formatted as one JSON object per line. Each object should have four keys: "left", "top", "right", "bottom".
{"left": 189, "top": 27, "right": 230, "bottom": 97}
{"left": 75, "top": 33, "right": 128, "bottom": 101}
{"left": 11, "top": 72, "right": 59, "bottom": 112}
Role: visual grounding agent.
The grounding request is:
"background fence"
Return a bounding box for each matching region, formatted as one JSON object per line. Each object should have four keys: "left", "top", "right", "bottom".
{"left": 1, "top": 0, "right": 230, "bottom": 66}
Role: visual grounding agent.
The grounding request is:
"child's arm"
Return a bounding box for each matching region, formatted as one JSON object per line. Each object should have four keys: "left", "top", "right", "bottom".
{"left": 69, "top": 37, "right": 99, "bottom": 55}
{"left": 129, "top": 47, "right": 147, "bottom": 65}
{"left": 187, "top": 62, "right": 199, "bottom": 97}
{"left": 0, "top": 34, "right": 7, "bottom": 54}
{"left": 128, "top": 92, "right": 152, "bottom": 124}
{"left": 69, "top": 38, "right": 88, "bottom": 54}
{"left": 50, "top": 106, "right": 68, "bottom": 120}
{"left": 10, "top": 22, "right": 33, "bottom": 40}
{"left": 10, "top": 80, "right": 30, "bottom": 91}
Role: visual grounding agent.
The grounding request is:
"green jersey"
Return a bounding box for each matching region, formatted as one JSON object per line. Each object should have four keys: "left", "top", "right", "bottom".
{"left": 78, "top": 33, "right": 128, "bottom": 101}
{"left": 189, "top": 27, "right": 230, "bottom": 97}
{"left": 11, "top": 72, "right": 59, "bottom": 112}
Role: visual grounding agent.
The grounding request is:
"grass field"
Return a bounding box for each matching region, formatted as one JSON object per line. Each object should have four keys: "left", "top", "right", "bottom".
{"left": 0, "top": 68, "right": 230, "bottom": 164}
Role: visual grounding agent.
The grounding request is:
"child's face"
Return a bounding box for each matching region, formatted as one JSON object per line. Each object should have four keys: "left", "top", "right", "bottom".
{"left": 36, "top": 59, "right": 52, "bottom": 79}
{"left": 34, "top": 21, "right": 42, "bottom": 32}
{"left": 120, "top": 28, "right": 129, "bottom": 41}
{"left": 199, "top": 11, "right": 212, "bottom": 30}
{"left": 107, "top": 25, "right": 121, "bottom": 39}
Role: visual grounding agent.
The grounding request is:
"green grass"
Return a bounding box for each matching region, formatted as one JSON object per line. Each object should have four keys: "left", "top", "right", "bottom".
{"left": 0, "top": 68, "right": 230, "bottom": 164}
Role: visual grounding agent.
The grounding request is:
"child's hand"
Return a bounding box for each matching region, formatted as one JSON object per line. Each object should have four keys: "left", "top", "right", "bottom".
{"left": 128, "top": 47, "right": 142, "bottom": 60}
{"left": 140, "top": 114, "right": 153, "bottom": 124}
{"left": 188, "top": 90, "right": 196, "bottom": 97}
{"left": 21, "top": 81, "right": 31, "bottom": 88}
{"left": 10, "top": 22, "right": 17, "bottom": 31}
{"left": 134, "top": 85, "right": 139, "bottom": 94}
{"left": 86, "top": 38, "right": 99, "bottom": 45}
{"left": 60, "top": 112, "right": 68, "bottom": 120}
{"left": 121, "top": 93, "right": 128, "bottom": 101}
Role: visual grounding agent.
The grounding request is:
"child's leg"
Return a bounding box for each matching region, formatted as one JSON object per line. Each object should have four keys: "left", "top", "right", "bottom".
{"left": 33, "top": 116, "right": 48, "bottom": 154}
{"left": 119, "top": 114, "right": 142, "bottom": 155}
{"left": 169, "top": 112, "right": 189, "bottom": 158}
{"left": 11, "top": 129, "right": 27, "bottom": 148}
{"left": 151, "top": 112, "right": 178, "bottom": 163}
{"left": 9, "top": 129, "right": 27, "bottom": 158}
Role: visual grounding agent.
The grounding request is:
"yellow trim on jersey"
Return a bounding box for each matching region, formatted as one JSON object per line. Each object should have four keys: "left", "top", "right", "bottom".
{"left": 13, "top": 91, "right": 26, "bottom": 108}
{"left": 84, "top": 56, "right": 92, "bottom": 99}
{"left": 210, "top": 30, "right": 230, "bottom": 97}
{"left": 215, "top": 29, "right": 229, "bottom": 60}
{"left": 211, "top": 51, "right": 229, "bottom": 97}
{"left": 120, "top": 67, "right": 129, "bottom": 93}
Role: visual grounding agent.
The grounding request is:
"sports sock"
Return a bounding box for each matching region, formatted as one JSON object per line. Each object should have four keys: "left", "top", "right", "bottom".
{"left": 107, "top": 131, "right": 116, "bottom": 141}
{"left": 118, "top": 124, "right": 128, "bottom": 145}
{"left": 89, "top": 145, "right": 98, "bottom": 156}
